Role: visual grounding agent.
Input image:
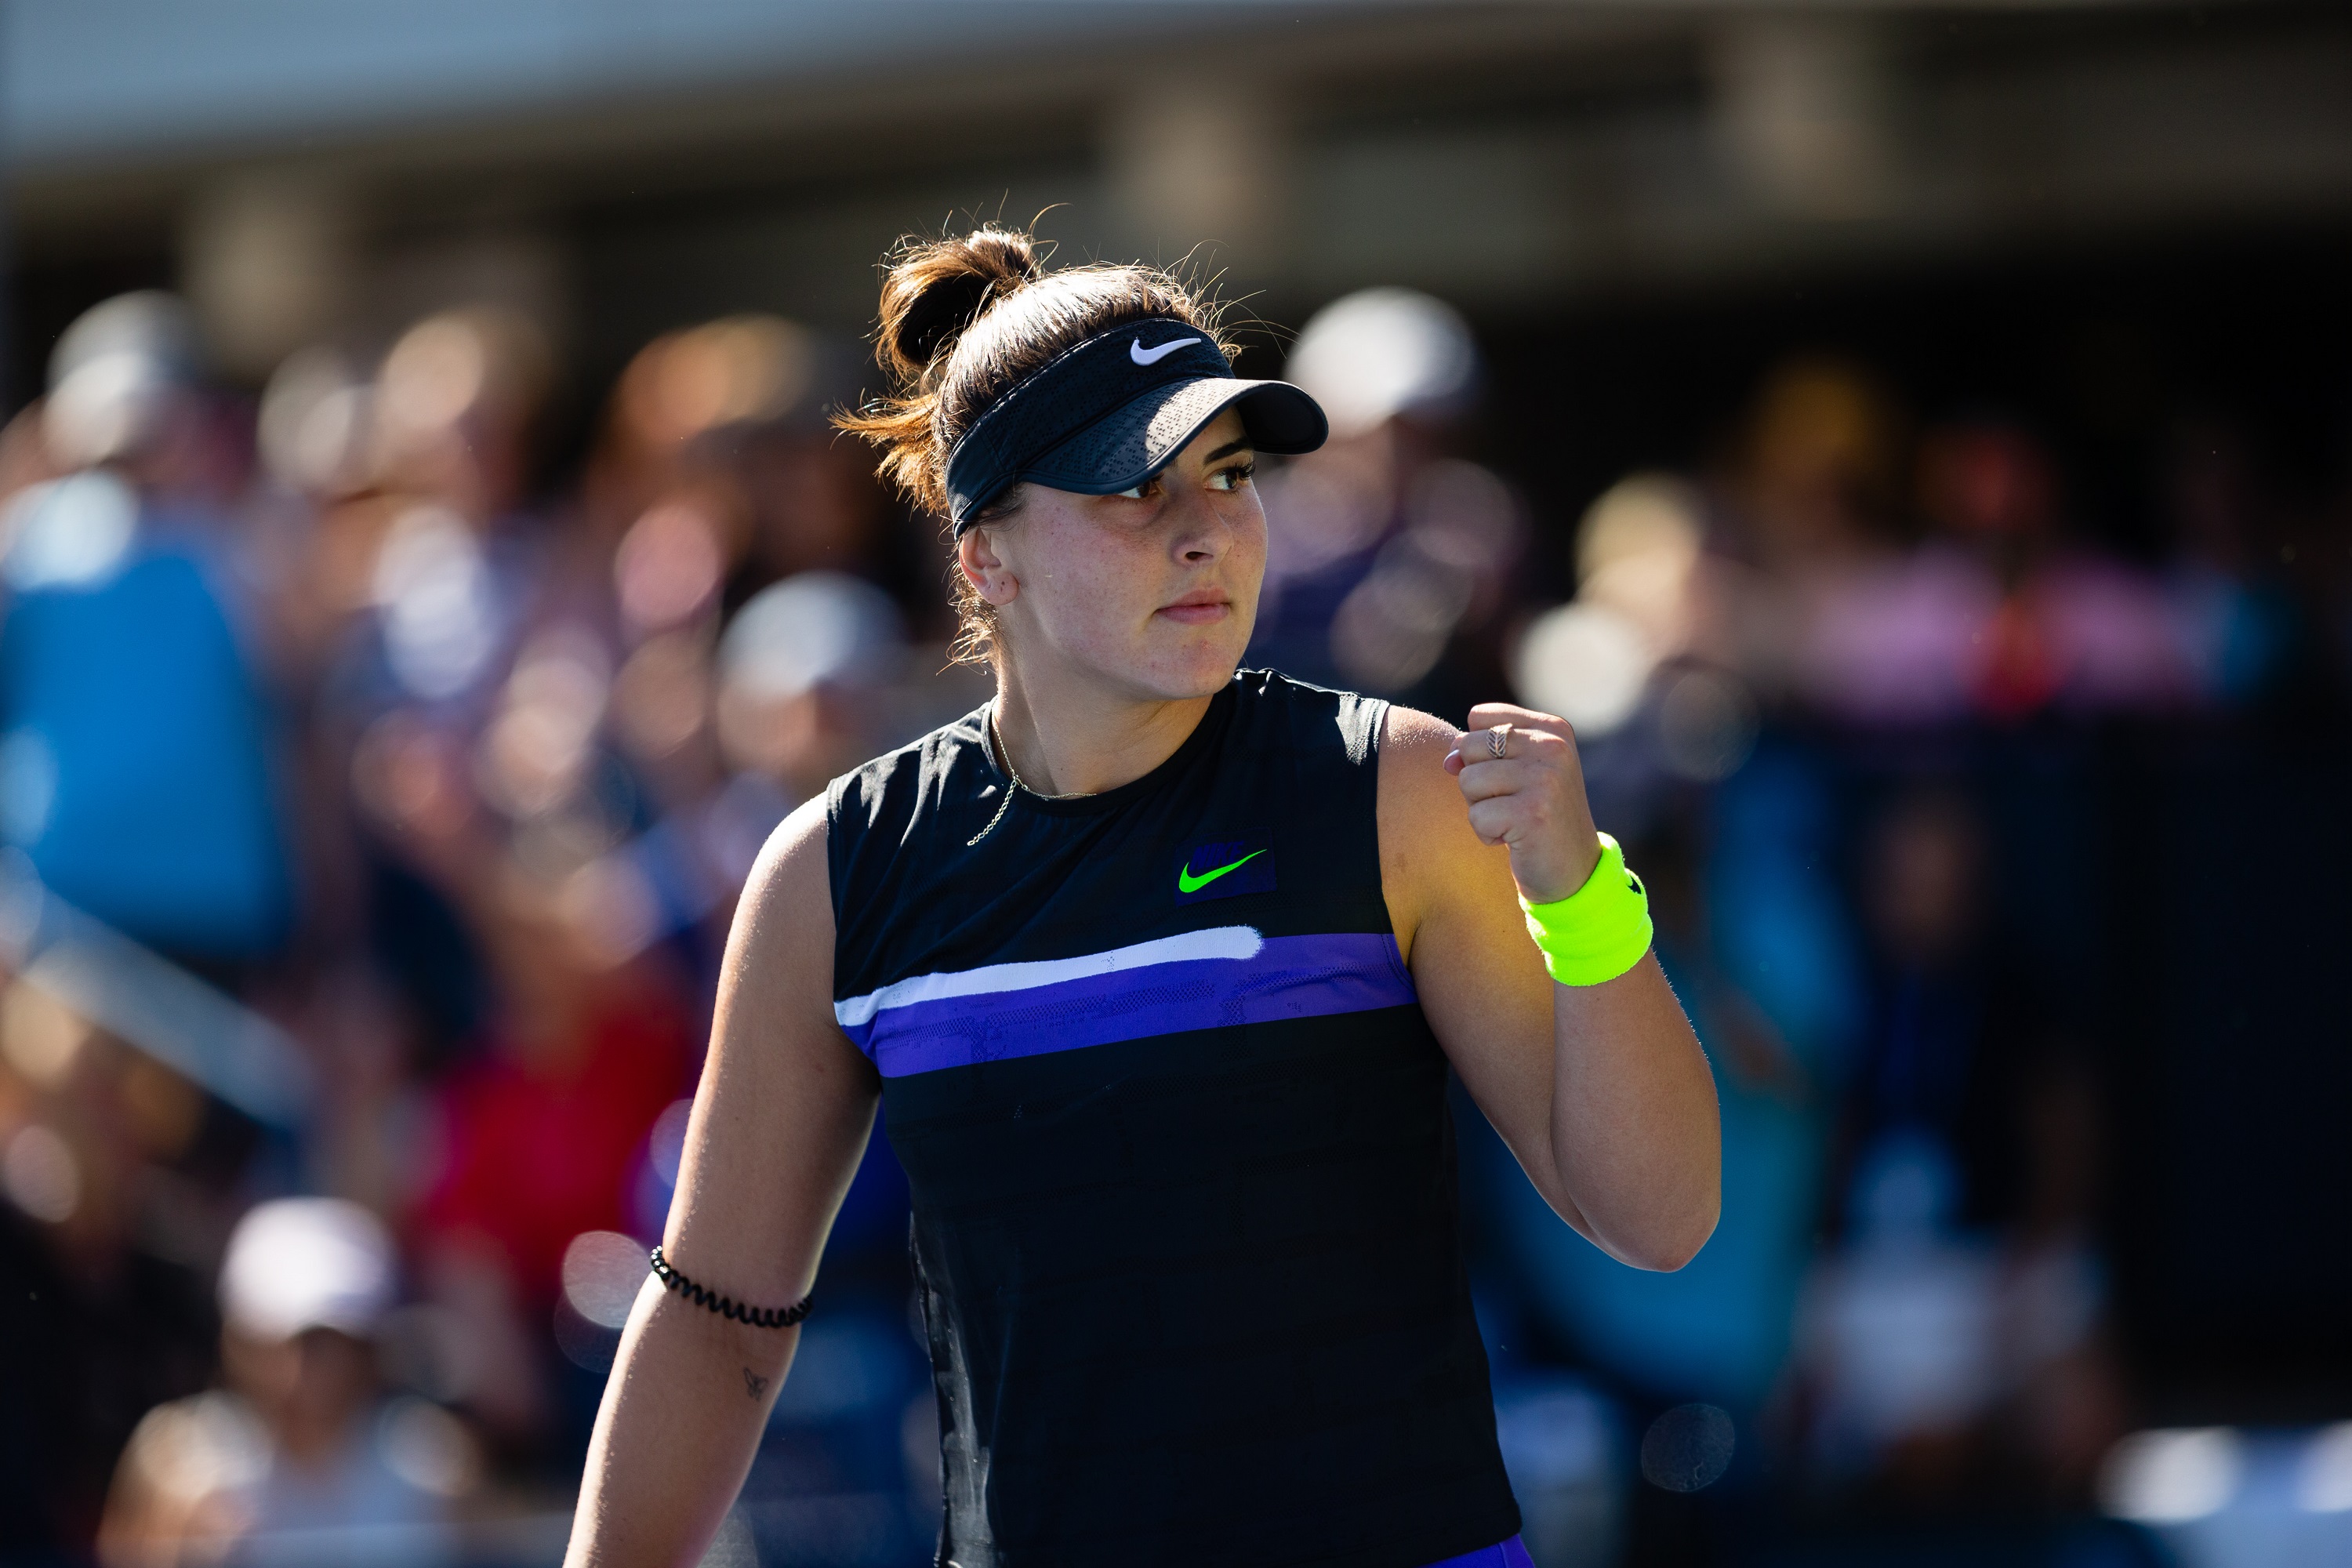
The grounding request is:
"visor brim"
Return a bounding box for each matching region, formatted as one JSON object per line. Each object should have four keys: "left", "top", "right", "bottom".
{"left": 1018, "top": 376, "right": 1327, "bottom": 499}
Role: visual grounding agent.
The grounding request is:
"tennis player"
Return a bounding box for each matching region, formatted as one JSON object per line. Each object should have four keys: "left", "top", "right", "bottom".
{"left": 565, "top": 228, "right": 1719, "bottom": 1568}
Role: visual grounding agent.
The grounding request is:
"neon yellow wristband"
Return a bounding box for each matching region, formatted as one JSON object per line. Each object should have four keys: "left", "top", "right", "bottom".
{"left": 1519, "top": 832, "right": 1653, "bottom": 986}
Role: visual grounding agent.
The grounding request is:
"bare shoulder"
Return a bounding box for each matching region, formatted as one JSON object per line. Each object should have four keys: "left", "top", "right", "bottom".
{"left": 734, "top": 797, "right": 832, "bottom": 942}
{"left": 1377, "top": 702, "right": 1461, "bottom": 770}
{"left": 1375, "top": 702, "right": 1472, "bottom": 830}
{"left": 671, "top": 792, "right": 874, "bottom": 1303}
{"left": 1375, "top": 704, "right": 1496, "bottom": 956}
{"left": 717, "top": 795, "right": 840, "bottom": 1031}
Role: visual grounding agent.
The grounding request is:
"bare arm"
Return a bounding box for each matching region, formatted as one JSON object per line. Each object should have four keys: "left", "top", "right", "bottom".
{"left": 564, "top": 799, "right": 879, "bottom": 1568}
{"left": 1380, "top": 702, "right": 1719, "bottom": 1271}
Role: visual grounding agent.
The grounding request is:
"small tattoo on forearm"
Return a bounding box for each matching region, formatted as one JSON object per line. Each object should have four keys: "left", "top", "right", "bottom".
{"left": 742, "top": 1368, "right": 768, "bottom": 1400}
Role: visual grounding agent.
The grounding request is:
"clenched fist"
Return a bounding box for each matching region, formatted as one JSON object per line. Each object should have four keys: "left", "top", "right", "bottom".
{"left": 1443, "top": 701, "right": 1603, "bottom": 905}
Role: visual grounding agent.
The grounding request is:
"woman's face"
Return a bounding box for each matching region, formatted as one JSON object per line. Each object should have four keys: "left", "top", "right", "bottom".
{"left": 960, "top": 408, "right": 1264, "bottom": 702}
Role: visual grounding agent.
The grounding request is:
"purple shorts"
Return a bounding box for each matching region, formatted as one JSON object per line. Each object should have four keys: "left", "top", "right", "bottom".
{"left": 1425, "top": 1537, "right": 1536, "bottom": 1568}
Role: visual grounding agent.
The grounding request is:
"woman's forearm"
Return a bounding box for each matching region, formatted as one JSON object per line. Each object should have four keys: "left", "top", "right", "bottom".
{"left": 1386, "top": 703, "right": 1723, "bottom": 1272}
{"left": 1548, "top": 954, "right": 1721, "bottom": 1272}
{"left": 564, "top": 1281, "right": 797, "bottom": 1568}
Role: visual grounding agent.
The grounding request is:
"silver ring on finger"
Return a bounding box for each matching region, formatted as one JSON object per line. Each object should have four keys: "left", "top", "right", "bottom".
{"left": 1488, "top": 724, "right": 1509, "bottom": 760}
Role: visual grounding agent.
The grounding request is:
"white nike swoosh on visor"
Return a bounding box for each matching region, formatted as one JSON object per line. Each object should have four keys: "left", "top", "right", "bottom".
{"left": 1130, "top": 336, "right": 1200, "bottom": 365}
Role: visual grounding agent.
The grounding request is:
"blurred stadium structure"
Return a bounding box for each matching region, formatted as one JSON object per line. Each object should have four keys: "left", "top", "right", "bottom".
{"left": 10, "top": 2, "right": 2352, "bottom": 375}
{"left": 2, "top": 3, "right": 2350, "bottom": 1566}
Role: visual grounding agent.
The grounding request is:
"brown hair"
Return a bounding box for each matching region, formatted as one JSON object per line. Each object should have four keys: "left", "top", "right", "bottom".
{"left": 837, "top": 225, "right": 1229, "bottom": 664}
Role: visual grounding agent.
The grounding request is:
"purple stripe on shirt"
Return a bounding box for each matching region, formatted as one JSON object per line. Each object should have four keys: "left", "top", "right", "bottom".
{"left": 1422, "top": 1537, "right": 1535, "bottom": 1568}
{"left": 850, "top": 931, "right": 1414, "bottom": 1078}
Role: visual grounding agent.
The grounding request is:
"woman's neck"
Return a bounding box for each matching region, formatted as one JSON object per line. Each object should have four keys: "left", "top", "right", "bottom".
{"left": 991, "top": 662, "right": 1217, "bottom": 797}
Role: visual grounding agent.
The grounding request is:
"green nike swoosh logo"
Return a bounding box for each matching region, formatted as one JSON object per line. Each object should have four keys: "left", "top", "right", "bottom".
{"left": 1178, "top": 848, "right": 1265, "bottom": 895}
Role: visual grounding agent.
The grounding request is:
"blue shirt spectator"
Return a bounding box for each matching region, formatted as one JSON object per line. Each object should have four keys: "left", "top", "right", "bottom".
{"left": 0, "top": 470, "right": 292, "bottom": 958}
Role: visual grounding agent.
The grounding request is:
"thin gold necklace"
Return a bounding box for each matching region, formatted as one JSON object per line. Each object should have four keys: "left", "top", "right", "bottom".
{"left": 967, "top": 705, "right": 1092, "bottom": 846}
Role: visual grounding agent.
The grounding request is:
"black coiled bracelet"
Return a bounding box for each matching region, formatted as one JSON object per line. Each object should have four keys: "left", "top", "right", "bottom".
{"left": 648, "top": 1247, "right": 813, "bottom": 1329}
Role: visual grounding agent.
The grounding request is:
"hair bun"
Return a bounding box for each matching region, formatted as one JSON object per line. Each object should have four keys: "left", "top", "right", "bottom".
{"left": 880, "top": 227, "right": 1043, "bottom": 379}
{"left": 837, "top": 225, "right": 1215, "bottom": 578}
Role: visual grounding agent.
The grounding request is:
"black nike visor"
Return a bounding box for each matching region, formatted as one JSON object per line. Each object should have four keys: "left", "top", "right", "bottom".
{"left": 943, "top": 318, "right": 1327, "bottom": 535}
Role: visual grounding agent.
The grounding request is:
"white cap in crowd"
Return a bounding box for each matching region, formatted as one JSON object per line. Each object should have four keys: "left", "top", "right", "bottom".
{"left": 1283, "top": 287, "right": 1479, "bottom": 440}
{"left": 217, "top": 1196, "right": 397, "bottom": 1343}
{"left": 719, "top": 570, "right": 906, "bottom": 706}
{"left": 45, "top": 291, "right": 205, "bottom": 469}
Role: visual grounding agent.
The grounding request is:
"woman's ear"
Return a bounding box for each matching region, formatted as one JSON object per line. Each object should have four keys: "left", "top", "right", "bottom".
{"left": 958, "top": 527, "right": 1018, "bottom": 607}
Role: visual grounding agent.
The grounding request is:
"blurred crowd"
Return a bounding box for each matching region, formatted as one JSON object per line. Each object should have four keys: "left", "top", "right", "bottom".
{"left": 0, "top": 278, "right": 2344, "bottom": 1568}
{"left": 0, "top": 290, "right": 971, "bottom": 1566}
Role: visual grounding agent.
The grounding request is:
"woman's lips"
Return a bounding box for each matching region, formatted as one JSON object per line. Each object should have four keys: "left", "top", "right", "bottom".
{"left": 1156, "top": 593, "right": 1230, "bottom": 625}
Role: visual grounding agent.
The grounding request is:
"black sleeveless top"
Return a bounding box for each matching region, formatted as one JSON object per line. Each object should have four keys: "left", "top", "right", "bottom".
{"left": 827, "top": 671, "right": 1519, "bottom": 1567}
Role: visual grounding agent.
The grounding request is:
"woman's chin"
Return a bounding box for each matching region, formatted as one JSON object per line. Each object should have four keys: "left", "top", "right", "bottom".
{"left": 1049, "top": 617, "right": 1252, "bottom": 702}
{"left": 1122, "top": 643, "right": 1246, "bottom": 702}
{"left": 1164, "top": 627, "right": 1254, "bottom": 688}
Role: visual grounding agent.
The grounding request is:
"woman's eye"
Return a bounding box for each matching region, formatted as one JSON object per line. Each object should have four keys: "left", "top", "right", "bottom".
{"left": 1114, "top": 483, "right": 1148, "bottom": 499}
{"left": 1210, "top": 463, "right": 1256, "bottom": 492}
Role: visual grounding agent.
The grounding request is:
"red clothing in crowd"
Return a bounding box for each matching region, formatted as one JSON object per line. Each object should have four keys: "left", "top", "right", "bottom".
{"left": 417, "top": 985, "right": 692, "bottom": 1298}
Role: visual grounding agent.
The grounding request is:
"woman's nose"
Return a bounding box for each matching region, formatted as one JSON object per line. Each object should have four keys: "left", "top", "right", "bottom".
{"left": 1173, "top": 488, "right": 1233, "bottom": 561}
